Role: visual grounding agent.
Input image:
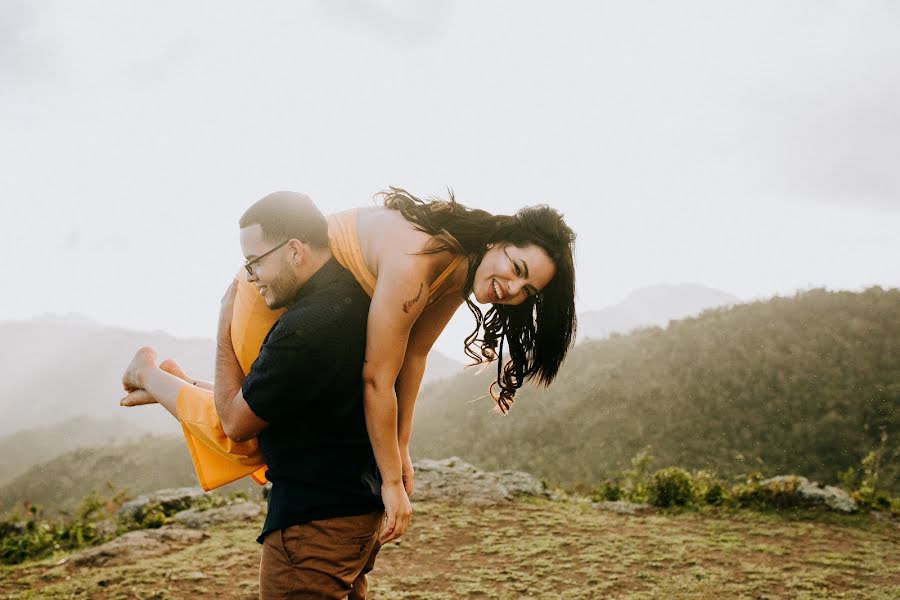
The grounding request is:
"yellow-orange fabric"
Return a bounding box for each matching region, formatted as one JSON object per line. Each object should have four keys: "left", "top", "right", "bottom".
{"left": 177, "top": 208, "right": 464, "bottom": 491}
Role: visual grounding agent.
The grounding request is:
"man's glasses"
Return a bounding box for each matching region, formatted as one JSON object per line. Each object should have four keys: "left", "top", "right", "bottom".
{"left": 244, "top": 240, "right": 290, "bottom": 276}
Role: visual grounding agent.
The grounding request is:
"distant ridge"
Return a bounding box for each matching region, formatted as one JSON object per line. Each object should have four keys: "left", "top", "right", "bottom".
{"left": 578, "top": 283, "right": 739, "bottom": 341}
{"left": 0, "top": 316, "right": 216, "bottom": 437}
{"left": 0, "top": 415, "right": 147, "bottom": 485}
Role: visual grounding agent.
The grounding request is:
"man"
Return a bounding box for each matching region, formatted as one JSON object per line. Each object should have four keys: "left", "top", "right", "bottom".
{"left": 122, "top": 192, "right": 384, "bottom": 599}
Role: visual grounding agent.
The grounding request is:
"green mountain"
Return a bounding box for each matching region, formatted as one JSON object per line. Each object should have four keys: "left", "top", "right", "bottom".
{"left": 411, "top": 287, "right": 899, "bottom": 491}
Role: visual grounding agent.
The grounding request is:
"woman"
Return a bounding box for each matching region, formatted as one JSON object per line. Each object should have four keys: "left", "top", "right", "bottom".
{"left": 122, "top": 188, "right": 576, "bottom": 533}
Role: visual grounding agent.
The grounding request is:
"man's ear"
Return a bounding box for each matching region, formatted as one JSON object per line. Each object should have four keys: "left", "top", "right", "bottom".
{"left": 287, "top": 238, "right": 305, "bottom": 264}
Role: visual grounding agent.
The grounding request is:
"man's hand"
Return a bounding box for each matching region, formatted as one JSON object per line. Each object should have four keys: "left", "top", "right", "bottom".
{"left": 401, "top": 447, "right": 415, "bottom": 496}
{"left": 379, "top": 482, "right": 412, "bottom": 544}
{"left": 218, "top": 279, "right": 238, "bottom": 334}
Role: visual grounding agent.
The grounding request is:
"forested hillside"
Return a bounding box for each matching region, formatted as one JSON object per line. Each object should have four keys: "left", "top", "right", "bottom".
{"left": 0, "top": 416, "right": 146, "bottom": 484}
{"left": 412, "top": 287, "right": 899, "bottom": 491}
{"left": 0, "top": 435, "right": 259, "bottom": 515}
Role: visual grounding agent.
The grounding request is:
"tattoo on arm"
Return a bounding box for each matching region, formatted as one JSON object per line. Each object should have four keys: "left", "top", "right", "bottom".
{"left": 402, "top": 283, "right": 425, "bottom": 314}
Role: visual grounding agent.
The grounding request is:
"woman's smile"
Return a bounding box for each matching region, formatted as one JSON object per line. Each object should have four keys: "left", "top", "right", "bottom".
{"left": 474, "top": 243, "right": 556, "bottom": 306}
{"left": 491, "top": 279, "right": 506, "bottom": 301}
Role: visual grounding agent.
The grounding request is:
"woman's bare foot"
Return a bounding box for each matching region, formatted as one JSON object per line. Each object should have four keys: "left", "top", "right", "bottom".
{"left": 120, "top": 389, "right": 158, "bottom": 407}
{"left": 120, "top": 358, "right": 186, "bottom": 407}
{"left": 160, "top": 359, "right": 190, "bottom": 382}
{"left": 122, "top": 347, "right": 158, "bottom": 392}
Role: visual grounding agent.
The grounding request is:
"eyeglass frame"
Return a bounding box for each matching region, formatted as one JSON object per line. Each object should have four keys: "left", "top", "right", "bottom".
{"left": 243, "top": 239, "right": 292, "bottom": 277}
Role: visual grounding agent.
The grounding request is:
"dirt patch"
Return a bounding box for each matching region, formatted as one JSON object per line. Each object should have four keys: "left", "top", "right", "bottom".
{"left": 1, "top": 500, "right": 897, "bottom": 599}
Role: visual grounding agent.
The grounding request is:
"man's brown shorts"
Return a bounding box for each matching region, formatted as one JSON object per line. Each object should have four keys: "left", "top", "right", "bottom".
{"left": 259, "top": 510, "right": 384, "bottom": 600}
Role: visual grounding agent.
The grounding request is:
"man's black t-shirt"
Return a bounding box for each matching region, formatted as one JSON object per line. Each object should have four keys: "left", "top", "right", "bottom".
{"left": 241, "top": 258, "right": 382, "bottom": 542}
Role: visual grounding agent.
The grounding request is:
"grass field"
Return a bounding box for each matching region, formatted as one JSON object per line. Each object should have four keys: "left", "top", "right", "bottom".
{"left": 1, "top": 498, "right": 897, "bottom": 599}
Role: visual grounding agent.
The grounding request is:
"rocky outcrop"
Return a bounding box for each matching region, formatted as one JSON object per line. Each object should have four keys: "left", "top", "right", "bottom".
{"left": 759, "top": 476, "right": 858, "bottom": 513}
{"left": 411, "top": 457, "right": 548, "bottom": 506}
{"left": 117, "top": 486, "right": 206, "bottom": 521}
{"left": 174, "top": 501, "right": 263, "bottom": 528}
{"left": 68, "top": 527, "right": 209, "bottom": 567}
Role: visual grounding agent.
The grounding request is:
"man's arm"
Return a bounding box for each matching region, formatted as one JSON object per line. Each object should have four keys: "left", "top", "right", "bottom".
{"left": 214, "top": 280, "right": 268, "bottom": 442}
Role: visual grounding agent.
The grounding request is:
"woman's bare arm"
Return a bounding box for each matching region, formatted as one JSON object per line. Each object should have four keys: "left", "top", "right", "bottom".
{"left": 395, "top": 292, "right": 464, "bottom": 492}
{"left": 362, "top": 250, "right": 435, "bottom": 543}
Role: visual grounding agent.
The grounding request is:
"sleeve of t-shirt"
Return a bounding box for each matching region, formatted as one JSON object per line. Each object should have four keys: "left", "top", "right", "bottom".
{"left": 241, "top": 323, "right": 332, "bottom": 424}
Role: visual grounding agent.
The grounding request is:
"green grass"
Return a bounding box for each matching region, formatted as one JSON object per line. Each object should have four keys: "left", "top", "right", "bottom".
{"left": 0, "top": 499, "right": 897, "bottom": 599}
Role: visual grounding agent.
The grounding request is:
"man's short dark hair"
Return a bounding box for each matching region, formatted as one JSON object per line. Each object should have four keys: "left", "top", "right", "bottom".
{"left": 240, "top": 191, "right": 329, "bottom": 249}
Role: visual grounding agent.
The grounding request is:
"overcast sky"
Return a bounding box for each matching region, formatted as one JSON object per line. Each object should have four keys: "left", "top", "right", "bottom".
{"left": 2, "top": 0, "right": 898, "bottom": 359}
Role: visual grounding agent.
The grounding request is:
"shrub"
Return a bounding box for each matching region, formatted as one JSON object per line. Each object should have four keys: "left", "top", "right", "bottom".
{"left": 649, "top": 467, "right": 696, "bottom": 507}
{"left": 691, "top": 470, "right": 729, "bottom": 505}
{"left": 1, "top": 486, "right": 261, "bottom": 566}
{"left": 836, "top": 430, "right": 899, "bottom": 515}
{"left": 187, "top": 493, "right": 229, "bottom": 514}
{"left": 131, "top": 503, "right": 172, "bottom": 530}
{"left": 620, "top": 447, "right": 654, "bottom": 503}
{"left": 0, "top": 490, "right": 126, "bottom": 565}
{"left": 592, "top": 479, "right": 623, "bottom": 502}
{"left": 731, "top": 474, "right": 807, "bottom": 509}
{"left": 849, "top": 430, "right": 897, "bottom": 509}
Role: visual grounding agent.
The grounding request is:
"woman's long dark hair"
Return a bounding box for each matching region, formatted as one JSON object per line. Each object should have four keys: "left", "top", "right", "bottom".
{"left": 380, "top": 187, "right": 577, "bottom": 413}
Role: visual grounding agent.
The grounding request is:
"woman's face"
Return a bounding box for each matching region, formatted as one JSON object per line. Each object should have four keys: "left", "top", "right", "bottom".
{"left": 472, "top": 243, "right": 556, "bottom": 306}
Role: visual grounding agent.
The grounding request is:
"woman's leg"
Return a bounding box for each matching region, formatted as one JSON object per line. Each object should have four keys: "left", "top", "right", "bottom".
{"left": 119, "top": 359, "right": 212, "bottom": 409}
{"left": 122, "top": 347, "right": 189, "bottom": 418}
{"left": 118, "top": 276, "right": 275, "bottom": 490}
{"left": 121, "top": 346, "right": 266, "bottom": 491}
{"left": 160, "top": 359, "right": 213, "bottom": 390}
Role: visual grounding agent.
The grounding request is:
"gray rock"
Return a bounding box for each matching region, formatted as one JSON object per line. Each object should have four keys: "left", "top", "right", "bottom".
{"left": 411, "top": 457, "right": 549, "bottom": 506}
{"left": 174, "top": 501, "right": 263, "bottom": 528}
{"left": 760, "top": 476, "right": 858, "bottom": 513}
{"left": 118, "top": 486, "right": 206, "bottom": 521}
{"left": 69, "top": 527, "right": 209, "bottom": 567}
{"left": 592, "top": 500, "right": 653, "bottom": 515}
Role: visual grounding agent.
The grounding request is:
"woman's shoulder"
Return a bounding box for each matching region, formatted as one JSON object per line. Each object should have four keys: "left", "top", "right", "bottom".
{"left": 356, "top": 205, "right": 463, "bottom": 279}
{"left": 357, "top": 206, "right": 434, "bottom": 255}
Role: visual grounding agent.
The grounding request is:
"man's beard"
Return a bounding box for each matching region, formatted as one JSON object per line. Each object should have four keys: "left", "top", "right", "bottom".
{"left": 265, "top": 262, "right": 301, "bottom": 310}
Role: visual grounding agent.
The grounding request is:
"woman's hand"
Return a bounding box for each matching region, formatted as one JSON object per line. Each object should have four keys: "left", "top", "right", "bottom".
{"left": 379, "top": 482, "right": 412, "bottom": 544}
{"left": 401, "top": 446, "right": 414, "bottom": 496}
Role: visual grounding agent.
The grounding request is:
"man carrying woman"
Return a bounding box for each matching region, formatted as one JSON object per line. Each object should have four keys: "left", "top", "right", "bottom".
{"left": 123, "top": 188, "right": 577, "bottom": 598}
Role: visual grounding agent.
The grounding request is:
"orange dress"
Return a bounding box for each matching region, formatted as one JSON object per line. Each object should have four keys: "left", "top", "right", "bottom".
{"left": 177, "top": 209, "right": 464, "bottom": 491}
